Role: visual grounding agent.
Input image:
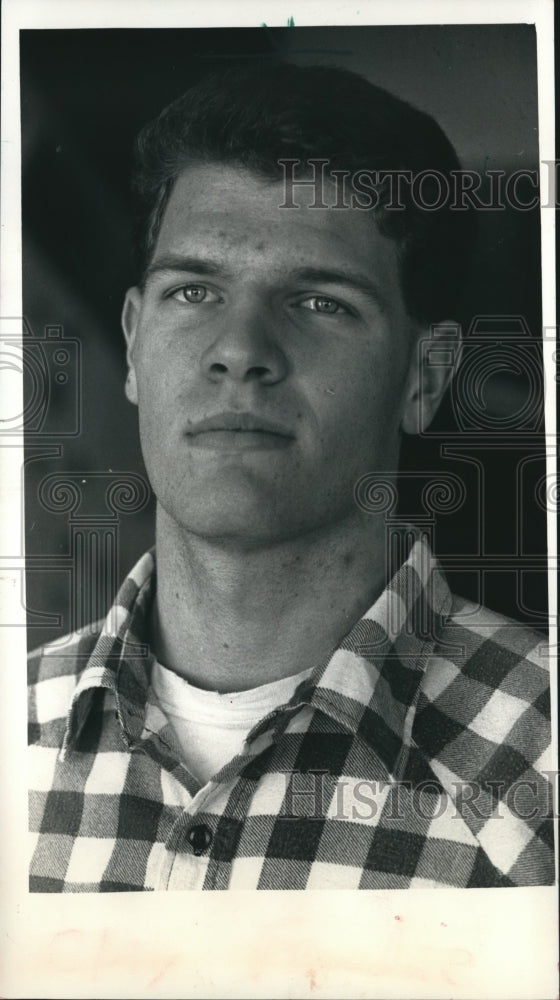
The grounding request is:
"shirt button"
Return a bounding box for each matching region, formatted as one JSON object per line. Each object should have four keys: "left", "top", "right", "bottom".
{"left": 187, "top": 824, "right": 213, "bottom": 856}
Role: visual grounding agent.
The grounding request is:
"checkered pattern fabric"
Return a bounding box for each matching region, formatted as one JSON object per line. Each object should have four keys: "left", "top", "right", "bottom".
{"left": 28, "top": 528, "right": 555, "bottom": 891}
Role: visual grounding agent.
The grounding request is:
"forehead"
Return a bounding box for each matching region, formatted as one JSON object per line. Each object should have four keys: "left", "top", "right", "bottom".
{"left": 154, "top": 163, "right": 403, "bottom": 295}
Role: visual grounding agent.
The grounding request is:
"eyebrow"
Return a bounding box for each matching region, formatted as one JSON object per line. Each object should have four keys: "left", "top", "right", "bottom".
{"left": 144, "top": 255, "right": 386, "bottom": 311}
{"left": 144, "top": 254, "right": 235, "bottom": 283}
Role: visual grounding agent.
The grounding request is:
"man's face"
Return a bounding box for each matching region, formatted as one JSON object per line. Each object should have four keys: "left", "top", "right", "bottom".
{"left": 122, "top": 163, "right": 428, "bottom": 546}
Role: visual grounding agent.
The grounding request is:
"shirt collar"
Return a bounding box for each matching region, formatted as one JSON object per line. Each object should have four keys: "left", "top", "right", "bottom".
{"left": 62, "top": 528, "right": 453, "bottom": 777}
{"left": 247, "top": 526, "right": 453, "bottom": 778}
{"left": 61, "top": 550, "right": 157, "bottom": 755}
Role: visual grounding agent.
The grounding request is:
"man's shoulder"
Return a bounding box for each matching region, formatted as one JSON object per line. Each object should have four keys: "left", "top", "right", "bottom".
{"left": 418, "top": 592, "right": 551, "bottom": 770}
{"left": 28, "top": 623, "right": 104, "bottom": 682}
{"left": 414, "top": 595, "right": 554, "bottom": 885}
{"left": 439, "top": 593, "right": 549, "bottom": 677}
{"left": 27, "top": 624, "right": 105, "bottom": 740}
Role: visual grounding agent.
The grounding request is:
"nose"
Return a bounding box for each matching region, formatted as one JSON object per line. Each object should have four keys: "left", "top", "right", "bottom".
{"left": 199, "top": 302, "right": 289, "bottom": 386}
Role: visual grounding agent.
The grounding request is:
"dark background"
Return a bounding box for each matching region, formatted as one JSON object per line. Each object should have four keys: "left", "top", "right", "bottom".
{"left": 21, "top": 24, "right": 548, "bottom": 647}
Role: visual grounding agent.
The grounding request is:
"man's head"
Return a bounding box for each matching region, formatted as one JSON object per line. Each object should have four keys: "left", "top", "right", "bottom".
{"left": 122, "top": 63, "right": 475, "bottom": 546}
{"left": 131, "top": 62, "right": 474, "bottom": 325}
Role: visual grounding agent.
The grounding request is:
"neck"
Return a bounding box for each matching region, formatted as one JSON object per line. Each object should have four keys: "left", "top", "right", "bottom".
{"left": 150, "top": 507, "right": 389, "bottom": 692}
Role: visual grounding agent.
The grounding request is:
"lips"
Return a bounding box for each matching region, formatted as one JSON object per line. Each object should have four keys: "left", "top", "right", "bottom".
{"left": 186, "top": 412, "right": 295, "bottom": 437}
{"left": 185, "top": 411, "right": 296, "bottom": 451}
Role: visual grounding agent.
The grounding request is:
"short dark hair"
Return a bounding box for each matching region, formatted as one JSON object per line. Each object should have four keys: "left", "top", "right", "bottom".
{"left": 132, "top": 62, "right": 476, "bottom": 324}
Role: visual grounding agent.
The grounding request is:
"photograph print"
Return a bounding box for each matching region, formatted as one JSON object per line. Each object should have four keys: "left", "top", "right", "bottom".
{"left": 21, "top": 24, "right": 555, "bottom": 892}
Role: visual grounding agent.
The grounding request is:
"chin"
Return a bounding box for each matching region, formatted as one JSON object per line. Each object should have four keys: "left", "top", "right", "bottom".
{"left": 159, "top": 493, "right": 286, "bottom": 545}
{"left": 171, "top": 516, "right": 300, "bottom": 550}
{"left": 153, "top": 466, "right": 362, "bottom": 546}
{"left": 159, "top": 490, "right": 362, "bottom": 551}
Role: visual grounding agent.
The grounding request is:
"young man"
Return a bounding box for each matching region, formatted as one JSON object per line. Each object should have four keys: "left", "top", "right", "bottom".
{"left": 28, "top": 64, "right": 554, "bottom": 891}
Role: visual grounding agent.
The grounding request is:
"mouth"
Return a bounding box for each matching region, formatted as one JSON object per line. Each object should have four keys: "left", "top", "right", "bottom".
{"left": 185, "top": 412, "right": 296, "bottom": 451}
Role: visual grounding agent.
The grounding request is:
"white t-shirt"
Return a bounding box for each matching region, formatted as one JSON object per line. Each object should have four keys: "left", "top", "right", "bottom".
{"left": 150, "top": 661, "right": 314, "bottom": 784}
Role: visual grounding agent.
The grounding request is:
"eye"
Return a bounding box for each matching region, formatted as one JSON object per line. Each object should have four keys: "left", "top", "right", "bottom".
{"left": 170, "top": 284, "right": 220, "bottom": 304}
{"left": 299, "top": 296, "right": 347, "bottom": 315}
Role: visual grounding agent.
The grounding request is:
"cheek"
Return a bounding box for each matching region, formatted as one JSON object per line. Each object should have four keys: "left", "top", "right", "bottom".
{"left": 134, "top": 361, "right": 182, "bottom": 445}
{"left": 314, "top": 361, "right": 408, "bottom": 472}
{"left": 320, "top": 353, "right": 403, "bottom": 428}
{"left": 135, "top": 335, "right": 189, "bottom": 404}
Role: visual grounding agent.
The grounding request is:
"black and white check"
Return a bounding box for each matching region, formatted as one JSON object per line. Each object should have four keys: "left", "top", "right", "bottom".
{"left": 28, "top": 529, "right": 554, "bottom": 890}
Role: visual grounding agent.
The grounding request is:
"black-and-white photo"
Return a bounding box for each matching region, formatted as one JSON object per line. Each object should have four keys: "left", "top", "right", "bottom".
{"left": 18, "top": 23, "right": 554, "bottom": 894}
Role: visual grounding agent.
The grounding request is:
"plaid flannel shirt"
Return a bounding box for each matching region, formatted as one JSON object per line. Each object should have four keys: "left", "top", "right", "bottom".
{"left": 28, "top": 528, "right": 555, "bottom": 891}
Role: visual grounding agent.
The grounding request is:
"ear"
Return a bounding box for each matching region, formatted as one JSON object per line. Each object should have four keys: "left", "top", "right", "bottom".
{"left": 400, "top": 321, "right": 462, "bottom": 435}
{"left": 121, "top": 286, "right": 143, "bottom": 406}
